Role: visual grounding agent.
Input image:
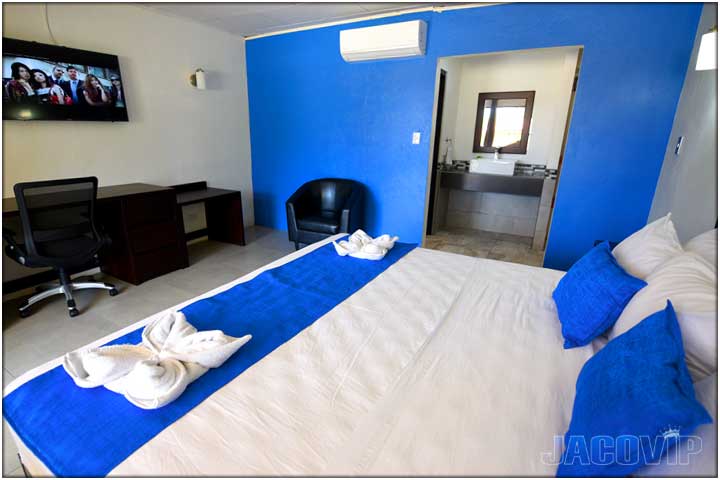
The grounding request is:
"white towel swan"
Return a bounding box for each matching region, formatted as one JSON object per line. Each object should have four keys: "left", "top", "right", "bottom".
{"left": 62, "top": 311, "right": 251, "bottom": 410}
{"left": 332, "top": 229, "right": 399, "bottom": 260}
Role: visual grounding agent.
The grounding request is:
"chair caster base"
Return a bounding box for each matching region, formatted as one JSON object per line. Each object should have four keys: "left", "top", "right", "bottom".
{"left": 17, "top": 277, "right": 117, "bottom": 319}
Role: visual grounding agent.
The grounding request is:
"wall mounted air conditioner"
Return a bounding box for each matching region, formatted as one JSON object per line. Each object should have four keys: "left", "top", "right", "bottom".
{"left": 340, "top": 20, "right": 427, "bottom": 62}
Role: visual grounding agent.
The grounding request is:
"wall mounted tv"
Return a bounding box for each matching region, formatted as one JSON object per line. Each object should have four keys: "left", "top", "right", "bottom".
{"left": 3, "top": 38, "right": 128, "bottom": 121}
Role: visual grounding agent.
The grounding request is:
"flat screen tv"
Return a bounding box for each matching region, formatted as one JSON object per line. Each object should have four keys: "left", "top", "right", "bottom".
{"left": 3, "top": 38, "right": 128, "bottom": 121}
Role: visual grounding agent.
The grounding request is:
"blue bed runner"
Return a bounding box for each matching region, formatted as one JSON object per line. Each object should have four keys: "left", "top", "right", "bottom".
{"left": 3, "top": 240, "right": 415, "bottom": 477}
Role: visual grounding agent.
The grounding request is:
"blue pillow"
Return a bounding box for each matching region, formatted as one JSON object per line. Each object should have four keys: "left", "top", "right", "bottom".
{"left": 553, "top": 241, "right": 646, "bottom": 348}
{"left": 557, "top": 301, "right": 712, "bottom": 477}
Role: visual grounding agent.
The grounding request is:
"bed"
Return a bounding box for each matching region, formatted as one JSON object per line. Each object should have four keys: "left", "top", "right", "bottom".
{"left": 0, "top": 234, "right": 627, "bottom": 475}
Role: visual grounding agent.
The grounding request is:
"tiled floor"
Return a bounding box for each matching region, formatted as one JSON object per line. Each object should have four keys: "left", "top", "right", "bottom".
{"left": 424, "top": 226, "right": 545, "bottom": 267}
{"left": 1, "top": 226, "right": 296, "bottom": 477}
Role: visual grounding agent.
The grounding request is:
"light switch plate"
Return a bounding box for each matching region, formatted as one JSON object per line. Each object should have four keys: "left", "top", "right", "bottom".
{"left": 412, "top": 132, "right": 421, "bottom": 144}
{"left": 674, "top": 136, "right": 684, "bottom": 156}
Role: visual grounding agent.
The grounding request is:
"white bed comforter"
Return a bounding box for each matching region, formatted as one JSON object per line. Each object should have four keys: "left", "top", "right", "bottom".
{"left": 6, "top": 236, "right": 592, "bottom": 476}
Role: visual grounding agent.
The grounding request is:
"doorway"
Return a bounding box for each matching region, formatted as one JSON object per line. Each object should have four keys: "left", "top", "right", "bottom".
{"left": 422, "top": 46, "right": 583, "bottom": 267}
{"left": 426, "top": 69, "right": 446, "bottom": 236}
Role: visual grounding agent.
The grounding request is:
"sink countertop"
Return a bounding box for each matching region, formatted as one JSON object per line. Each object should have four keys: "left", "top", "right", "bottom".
{"left": 439, "top": 167, "right": 545, "bottom": 179}
{"left": 438, "top": 168, "right": 545, "bottom": 197}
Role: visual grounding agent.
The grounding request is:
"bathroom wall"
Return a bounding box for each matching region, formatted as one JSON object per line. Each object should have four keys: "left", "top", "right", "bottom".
{"left": 436, "top": 57, "right": 462, "bottom": 163}
{"left": 450, "top": 46, "right": 579, "bottom": 168}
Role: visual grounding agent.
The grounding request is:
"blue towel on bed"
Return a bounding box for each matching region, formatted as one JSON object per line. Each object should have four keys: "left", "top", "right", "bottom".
{"left": 3, "top": 240, "right": 415, "bottom": 477}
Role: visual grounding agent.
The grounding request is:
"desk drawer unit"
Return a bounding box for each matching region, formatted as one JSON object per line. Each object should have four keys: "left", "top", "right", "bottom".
{"left": 98, "top": 189, "right": 188, "bottom": 284}
{"left": 124, "top": 191, "right": 176, "bottom": 228}
{"left": 128, "top": 221, "right": 179, "bottom": 254}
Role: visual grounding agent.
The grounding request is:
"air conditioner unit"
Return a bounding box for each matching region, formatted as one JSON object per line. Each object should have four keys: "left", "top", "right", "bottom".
{"left": 339, "top": 20, "right": 427, "bottom": 62}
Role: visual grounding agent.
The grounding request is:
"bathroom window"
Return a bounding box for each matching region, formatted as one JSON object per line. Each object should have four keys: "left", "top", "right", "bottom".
{"left": 473, "top": 91, "right": 535, "bottom": 154}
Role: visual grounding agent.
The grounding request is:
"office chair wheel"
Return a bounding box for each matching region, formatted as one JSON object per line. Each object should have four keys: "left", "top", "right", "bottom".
{"left": 19, "top": 308, "right": 31, "bottom": 318}
{"left": 69, "top": 308, "right": 80, "bottom": 317}
{"left": 108, "top": 288, "right": 119, "bottom": 297}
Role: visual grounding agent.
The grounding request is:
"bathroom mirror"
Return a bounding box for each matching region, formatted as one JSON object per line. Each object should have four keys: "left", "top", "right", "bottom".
{"left": 473, "top": 91, "right": 535, "bottom": 154}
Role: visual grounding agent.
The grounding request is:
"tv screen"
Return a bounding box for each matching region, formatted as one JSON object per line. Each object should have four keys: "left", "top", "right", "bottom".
{"left": 3, "top": 38, "right": 128, "bottom": 121}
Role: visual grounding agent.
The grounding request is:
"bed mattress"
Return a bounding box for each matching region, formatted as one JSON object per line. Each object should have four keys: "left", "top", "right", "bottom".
{"left": 5, "top": 234, "right": 593, "bottom": 476}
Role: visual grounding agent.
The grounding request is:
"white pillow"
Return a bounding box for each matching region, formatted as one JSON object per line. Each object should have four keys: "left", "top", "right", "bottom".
{"left": 684, "top": 228, "right": 717, "bottom": 267}
{"left": 635, "top": 373, "right": 717, "bottom": 477}
{"left": 677, "top": 311, "right": 717, "bottom": 382}
{"left": 612, "top": 213, "right": 683, "bottom": 279}
{"left": 609, "top": 252, "right": 717, "bottom": 381}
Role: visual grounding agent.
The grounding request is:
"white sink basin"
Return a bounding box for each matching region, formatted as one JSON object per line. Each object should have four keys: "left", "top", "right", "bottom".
{"left": 469, "top": 159, "right": 516, "bottom": 176}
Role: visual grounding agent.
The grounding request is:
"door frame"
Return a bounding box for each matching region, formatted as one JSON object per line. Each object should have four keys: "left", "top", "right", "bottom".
{"left": 426, "top": 68, "right": 447, "bottom": 236}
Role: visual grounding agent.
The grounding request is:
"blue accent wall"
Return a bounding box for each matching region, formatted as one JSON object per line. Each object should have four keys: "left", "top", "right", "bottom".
{"left": 247, "top": 3, "right": 701, "bottom": 270}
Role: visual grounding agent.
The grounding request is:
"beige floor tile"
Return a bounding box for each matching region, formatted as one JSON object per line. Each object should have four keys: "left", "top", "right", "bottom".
{"left": 5, "top": 467, "right": 24, "bottom": 477}
{"left": 426, "top": 228, "right": 542, "bottom": 266}
{"left": 3, "top": 368, "right": 15, "bottom": 388}
{"left": 3, "top": 422, "right": 21, "bottom": 476}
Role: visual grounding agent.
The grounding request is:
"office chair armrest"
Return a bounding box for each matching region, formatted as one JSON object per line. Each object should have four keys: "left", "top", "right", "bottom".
{"left": 3, "top": 227, "right": 28, "bottom": 264}
{"left": 94, "top": 223, "right": 113, "bottom": 248}
{"left": 3, "top": 227, "right": 21, "bottom": 249}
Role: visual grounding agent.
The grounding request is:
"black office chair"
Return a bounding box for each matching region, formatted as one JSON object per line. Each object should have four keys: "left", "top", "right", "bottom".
{"left": 3, "top": 177, "right": 118, "bottom": 318}
{"left": 286, "top": 178, "right": 364, "bottom": 250}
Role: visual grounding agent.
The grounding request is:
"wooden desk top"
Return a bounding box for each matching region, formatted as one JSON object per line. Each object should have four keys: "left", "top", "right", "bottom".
{"left": 3, "top": 182, "right": 172, "bottom": 216}
{"left": 176, "top": 187, "right": 240, "bottom": 206}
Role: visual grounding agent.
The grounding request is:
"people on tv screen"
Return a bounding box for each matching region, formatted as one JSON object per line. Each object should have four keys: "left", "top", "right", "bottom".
{"left": 3, "top": 58, "right": 123, "bottom": 108}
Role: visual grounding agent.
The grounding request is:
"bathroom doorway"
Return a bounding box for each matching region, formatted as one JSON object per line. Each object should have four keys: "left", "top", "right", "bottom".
{"left": 426, "top": 69, "right": 447, "bottom": 235}
{"left": 423, "top": 46, "right": 583, "bottom": 267}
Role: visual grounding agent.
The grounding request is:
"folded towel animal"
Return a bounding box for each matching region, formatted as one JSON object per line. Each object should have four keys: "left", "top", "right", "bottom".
{"left": 332, "top": 229, "right": 399, "bottom": 260}
{"left": 62, "top": 311, "right": 251, "bottom": 410}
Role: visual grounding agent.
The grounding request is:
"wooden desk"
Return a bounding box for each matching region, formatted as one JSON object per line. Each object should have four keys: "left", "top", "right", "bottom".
{"left": 2, "top": 183, "right": 171, "bottom": 217}
{"left": 3, "top": 183, "right": 189, "bottom": 287}
{"left": 173, "top": 181, "right": 245, "bottom": 246}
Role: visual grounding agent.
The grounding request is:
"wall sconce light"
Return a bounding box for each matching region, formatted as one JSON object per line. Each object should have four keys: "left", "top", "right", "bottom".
{"left": 696, "top": 26, "right": 717, "bottom": 71}
{"left": 189, "top": 68, "right": 207, "bottom": 89}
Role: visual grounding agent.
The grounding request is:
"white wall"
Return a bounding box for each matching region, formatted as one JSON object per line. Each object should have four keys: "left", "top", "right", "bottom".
{"left": 649, "top": 3, "right": 717, "bottom": 242}
{"left": 3, "top": 3, "right": 253, "bottom": 219}
{"left": 3, "top": 3, "right": 253, "bottom": 281}
{"left": 450, "top": 47, "right": 578, "bottom": 168}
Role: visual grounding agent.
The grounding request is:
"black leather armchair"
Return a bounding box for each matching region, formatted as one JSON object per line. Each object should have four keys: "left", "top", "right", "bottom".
{"left": 286, "top": 178, "right": 364, "bottom": 250}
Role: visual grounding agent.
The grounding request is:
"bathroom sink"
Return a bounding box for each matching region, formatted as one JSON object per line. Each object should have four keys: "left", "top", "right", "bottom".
{"left": 469, "top": 158, "right": 516, "bottom": 176}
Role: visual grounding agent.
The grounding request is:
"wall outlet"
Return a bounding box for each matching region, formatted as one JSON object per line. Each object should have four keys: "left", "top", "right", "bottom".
{"left": 412, "top": 131, "right": 421, "bottom": 144}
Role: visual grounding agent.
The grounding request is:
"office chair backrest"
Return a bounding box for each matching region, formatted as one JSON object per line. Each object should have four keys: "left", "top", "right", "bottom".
{"left": 14, "top": 177, "right": 100, "bottom": 258}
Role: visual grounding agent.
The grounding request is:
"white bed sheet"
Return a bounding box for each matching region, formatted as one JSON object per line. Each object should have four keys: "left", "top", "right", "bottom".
{"left": 6, "top": 235, "right": 592, "bottom": 476}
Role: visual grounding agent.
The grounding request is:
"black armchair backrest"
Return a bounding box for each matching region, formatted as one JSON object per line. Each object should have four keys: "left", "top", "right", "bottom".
{"left": 300, "top": 178, "right": 358, "bottom": 213}
{"left": 14, "top": 177, "right": 100, "bottom": 258}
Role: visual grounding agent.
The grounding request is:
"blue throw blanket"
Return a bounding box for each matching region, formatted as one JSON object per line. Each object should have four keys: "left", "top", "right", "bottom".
{"left": 3, "top": 240, "right": 415, "bottom": 477}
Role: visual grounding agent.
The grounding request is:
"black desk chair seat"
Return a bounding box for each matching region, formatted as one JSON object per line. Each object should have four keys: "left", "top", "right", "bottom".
{"left": 3, "top": 177, "right": 118, "bottom": 318}
{"left": 286, "top": 178, "right": 364, "bottom": 250}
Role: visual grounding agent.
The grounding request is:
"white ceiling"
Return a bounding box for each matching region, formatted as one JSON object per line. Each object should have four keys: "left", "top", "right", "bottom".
{"left": 142, "top": 3, "right": 450, "bottom": 38}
